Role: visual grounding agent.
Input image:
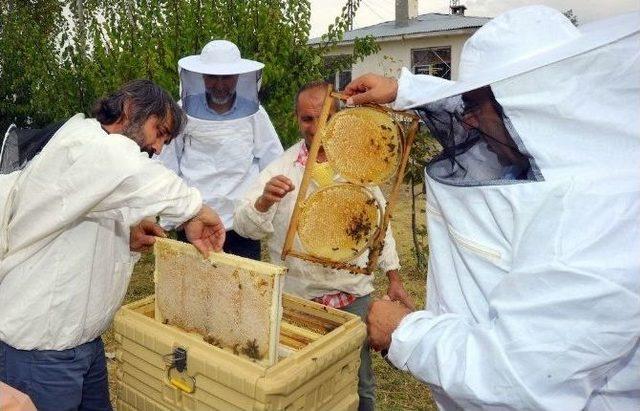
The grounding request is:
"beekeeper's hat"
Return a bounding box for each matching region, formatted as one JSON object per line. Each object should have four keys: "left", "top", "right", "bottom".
{"left": 399, "top": 5, "right": 640, "bottom": 108}
{"left": 178, "top": 40, "right": 264, "bottom": 75}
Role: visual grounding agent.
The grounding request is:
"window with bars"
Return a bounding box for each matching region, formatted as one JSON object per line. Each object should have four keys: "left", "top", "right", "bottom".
{"left": 337, "top": 69, "right": 352, "bottom": 90}
{"left": 324, "top": 55, "right": 352, "bottom": 91}
{"left": 411, "top": 47, "right": 452, "bottom": 79}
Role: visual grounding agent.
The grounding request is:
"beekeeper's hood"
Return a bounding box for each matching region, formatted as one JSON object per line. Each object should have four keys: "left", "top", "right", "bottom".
{"left": 394, "top": 6, "right": 640, "bottom": 185}
{"left": 178, "top": 40, "right": 264, "bottom": 120}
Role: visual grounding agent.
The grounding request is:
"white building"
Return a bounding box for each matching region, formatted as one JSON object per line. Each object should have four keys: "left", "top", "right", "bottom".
{"left": 310, "top": 1, "right": 490, "bottom": 89}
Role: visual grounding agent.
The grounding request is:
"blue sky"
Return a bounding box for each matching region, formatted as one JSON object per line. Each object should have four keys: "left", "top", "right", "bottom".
{"left": 310, "top": 0, "right": 640, "bottom": 37}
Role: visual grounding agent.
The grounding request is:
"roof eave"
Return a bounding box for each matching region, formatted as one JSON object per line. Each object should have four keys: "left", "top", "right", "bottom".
{"left": 309, "top": 27, "right": 480, "bottom": 47}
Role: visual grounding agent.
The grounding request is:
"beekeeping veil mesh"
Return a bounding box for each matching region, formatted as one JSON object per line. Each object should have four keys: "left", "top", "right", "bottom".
{"left": 178, "top": 40, "right": 263, "bottom": 120}
{"left": 415, "top": 93, "right": 536, "bottom": 185}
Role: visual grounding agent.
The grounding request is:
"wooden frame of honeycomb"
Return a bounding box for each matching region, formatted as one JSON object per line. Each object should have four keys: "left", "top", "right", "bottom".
{"left": 154, "top": 238, "right": 286, "bottom": 367}
{"left": 281, "top": 84, "right": 419, "bottom": 275}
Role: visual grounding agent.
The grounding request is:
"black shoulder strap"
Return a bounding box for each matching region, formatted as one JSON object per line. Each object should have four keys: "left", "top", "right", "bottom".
{"left": 18, "top": 121, "right": 65, "bottom": 165}
{"left": 1, "top": 121, "right": 64, "bottom": 173}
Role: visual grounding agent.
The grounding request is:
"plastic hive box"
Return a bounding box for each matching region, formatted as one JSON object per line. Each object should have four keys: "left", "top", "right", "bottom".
{"left": 113, "top": 293, "right": 366, "bottom": 410}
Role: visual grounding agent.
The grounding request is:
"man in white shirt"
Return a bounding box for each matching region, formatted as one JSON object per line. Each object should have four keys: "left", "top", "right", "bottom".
{"left": 159, "top": 40, "right": 283, "bottom": 259}
{"left": 234, "top": 81, "right": 414, "bottom": 411}
{"left": 0, "top": 80, "right": 225, "bottom": 411}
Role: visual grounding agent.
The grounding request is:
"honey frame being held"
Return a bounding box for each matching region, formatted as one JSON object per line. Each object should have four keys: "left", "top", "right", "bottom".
{"left": 281, "top": 85, "right": 419, "bottom": 274}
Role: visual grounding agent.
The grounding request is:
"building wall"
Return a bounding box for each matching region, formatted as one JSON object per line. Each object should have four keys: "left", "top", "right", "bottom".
{"left": 327, "top": 32, "right": 473, "bottom": 82}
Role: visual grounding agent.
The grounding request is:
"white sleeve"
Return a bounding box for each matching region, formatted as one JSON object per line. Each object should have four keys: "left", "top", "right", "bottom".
{"left": 232, "top": 162, "right": 282, "bottom": 240}
{"left": 6, "top": 136, "right": 203, "bottom": 260}
{"left": 392, "top": 67, "right": 454, "bottom": 111}
{"left": 387, "top": 202, "right": 640, "bottom": 410}
{"left": 65, "top": 137, "right": 201, "bottom": 228}
{"left": 252, "top": 106, "right": 284, "bottom": 170}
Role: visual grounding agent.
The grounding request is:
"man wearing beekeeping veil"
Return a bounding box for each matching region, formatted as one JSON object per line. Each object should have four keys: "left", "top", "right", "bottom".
{"left": 159, "top": 40, "right": 283, "bottom": 259}
{"left": 344, "top": 6, "right": 639, "bottom": 411}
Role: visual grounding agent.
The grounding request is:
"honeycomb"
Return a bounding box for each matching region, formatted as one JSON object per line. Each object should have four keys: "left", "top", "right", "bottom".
{"left": 154, "top": 238, "right": 286, "bottom": 365}
{"left": 297, "top": 184, "right": 381, "bottom": 262}
{"left": 322, "top": 106, "right": 401, "bottom": 185}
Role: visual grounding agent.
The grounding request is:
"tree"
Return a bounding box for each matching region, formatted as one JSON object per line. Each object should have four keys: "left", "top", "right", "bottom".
{"left": 0, "top": 1, "right": 67, "bottom": 130}
{"left": 404, "top": 130, "right": 441, "bottom": 270}
{"left": 0, "top": 0, "right": 379, "bottom": 147}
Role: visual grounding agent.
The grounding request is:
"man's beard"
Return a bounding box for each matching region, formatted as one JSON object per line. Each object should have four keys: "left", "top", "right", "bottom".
{"left": 122, "top": 122, "right": 155, "bottom": 157}
{"left": 206, "top": 90, "right": 234, "bottom": 105}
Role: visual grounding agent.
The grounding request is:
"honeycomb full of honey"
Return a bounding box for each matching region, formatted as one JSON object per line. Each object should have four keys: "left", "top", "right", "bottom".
{"left": 297, "top": 184, "right": 381, "bottom": 262}
{"left": 322, "top": 107, "right": 401, "bottom": 185}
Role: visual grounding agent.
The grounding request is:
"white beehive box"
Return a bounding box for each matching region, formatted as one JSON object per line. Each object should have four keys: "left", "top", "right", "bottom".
{"left": 114, "top": 294, "right": 365, "bottom": 410}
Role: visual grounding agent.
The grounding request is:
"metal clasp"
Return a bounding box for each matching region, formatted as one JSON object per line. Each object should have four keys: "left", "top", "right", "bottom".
{"left": 163, "top": 347, "right": 196, "bottom": 393}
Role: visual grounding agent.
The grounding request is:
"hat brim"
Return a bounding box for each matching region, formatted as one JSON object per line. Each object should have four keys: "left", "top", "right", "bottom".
{"left": 178, "top": 55, "right": 264, "bottom": 75}
{"left": 402, "top": 11, "right": 639, "bottom": 108}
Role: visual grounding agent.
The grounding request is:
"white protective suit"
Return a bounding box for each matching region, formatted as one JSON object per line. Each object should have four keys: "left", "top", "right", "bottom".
{"left": 159, "top": 107, "right": 283, "bottom": 229}
{"left": 158, "top": 41, "right": 283, "bottom": 229}
{"left": 386, "top": 7, "right": 640, "bottom": 411}
{"left": 0, "top": 114, "right": 202, "bottom": 350}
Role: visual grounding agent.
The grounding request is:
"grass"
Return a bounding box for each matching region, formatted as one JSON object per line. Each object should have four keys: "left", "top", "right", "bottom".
{"left": 103, "top": 183, "right": 436, "bottom": 410}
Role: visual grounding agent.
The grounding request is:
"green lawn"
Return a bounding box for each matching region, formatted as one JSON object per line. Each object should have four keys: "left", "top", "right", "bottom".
{"left": 104, "top": 183, "right": 436, "bottom": 410}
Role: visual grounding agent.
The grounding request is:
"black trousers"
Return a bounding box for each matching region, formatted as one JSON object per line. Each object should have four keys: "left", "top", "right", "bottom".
{"left": 177, "top": 229, "right": 260, "bottom": 260}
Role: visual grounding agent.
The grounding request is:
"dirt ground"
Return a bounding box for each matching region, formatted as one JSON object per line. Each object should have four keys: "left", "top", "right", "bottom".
{"left": 103, "top": 183, "right": 437, "bottom": 410}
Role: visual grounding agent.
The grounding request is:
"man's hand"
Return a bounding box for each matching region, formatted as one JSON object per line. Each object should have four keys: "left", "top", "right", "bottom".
{"left": 254, "top": 175, "right": 295, "bottom": 212}
{"left": 184, "top": 205, "right": 226, "bottom": 256}
{"left": 367, "top": 296, "right": 413, "bottom": 352}
{"left": 343, "top": 74, "right": 399, "bottom": 106}
{"left": 130, "top": 219, "right": 166, "bottom": 252}
{"left": 386, "top": 270, "right": 416, "bottom": 310}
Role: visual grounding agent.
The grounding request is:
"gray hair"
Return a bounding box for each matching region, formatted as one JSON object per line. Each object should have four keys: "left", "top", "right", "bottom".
{"left": 92, "top": 79, "right": 186, "bottom": 140}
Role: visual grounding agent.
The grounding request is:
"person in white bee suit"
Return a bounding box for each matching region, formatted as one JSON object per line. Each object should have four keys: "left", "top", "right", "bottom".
{"left": 158, "top": 40, "right": 283, "bottom": 259}
{"left": 0, "top": 80, "right": 226, "bottom": 410}
{"left": 344, "top": 6, "right": 639, "bottom": 411}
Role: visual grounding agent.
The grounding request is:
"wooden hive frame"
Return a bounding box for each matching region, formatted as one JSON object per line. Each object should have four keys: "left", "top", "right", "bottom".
{"left": 281, "top": 85, "right": 419, "bottom": 274}
{"left": 154, "top": 238, "right": 286, "bottom": 367}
